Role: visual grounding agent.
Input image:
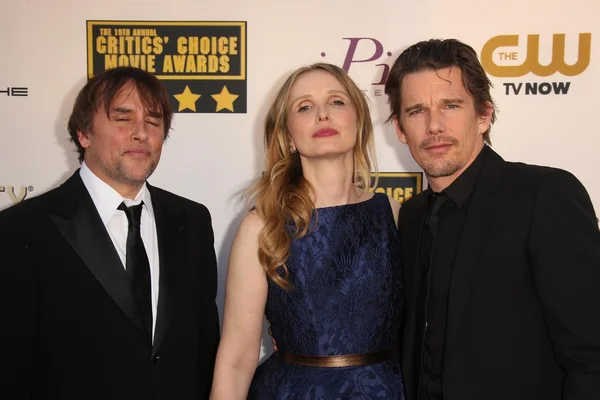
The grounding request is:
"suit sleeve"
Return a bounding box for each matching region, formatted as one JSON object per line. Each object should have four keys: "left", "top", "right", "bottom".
{"left": 0, "top": 205, "right": 36, "bottom": 398}
{"left": 196, "top": 204, "right": 220, "bottom": 399}
{"left": 529, "top": 169, "right": 600, "bottom": 399}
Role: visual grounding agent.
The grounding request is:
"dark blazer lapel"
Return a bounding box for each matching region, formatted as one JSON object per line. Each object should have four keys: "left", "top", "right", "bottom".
{"left": 49, "top": 171, "right": 146, "bottom": 333}
{"left": 401, "top": 191, "right": 429, "bottom": 312}
{"left": 445, "top": 149, "right": 505, "bottom": 346}
{"left": 149, "top": 185, "right": 186, "bottom": 355}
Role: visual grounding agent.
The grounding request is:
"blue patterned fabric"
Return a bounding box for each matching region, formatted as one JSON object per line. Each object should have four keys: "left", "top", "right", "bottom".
{"left": 249, "top": 193, "right": 405, "bottom": 399}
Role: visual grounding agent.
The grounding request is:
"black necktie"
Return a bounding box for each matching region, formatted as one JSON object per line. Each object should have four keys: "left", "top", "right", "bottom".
{"left": 420, "top": 193, "right": 447, "bottom": 276}
{"left": 118, "top": 202, "right": 152, "bottom": 339}
{"left": 417, "top": 192, "right": 447, "bottom": 400}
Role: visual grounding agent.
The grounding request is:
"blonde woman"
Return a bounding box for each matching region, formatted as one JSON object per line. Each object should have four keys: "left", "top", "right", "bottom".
{"left": 210, "top": 63, "right": 405, "bottom": 399}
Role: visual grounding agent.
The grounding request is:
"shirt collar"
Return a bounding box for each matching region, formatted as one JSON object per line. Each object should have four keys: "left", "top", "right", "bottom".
{"left": 79, "top": 161, "right": 155, "bottom": 226}
{"left": 439, "top": 144, "right": 491, "bottom": 208}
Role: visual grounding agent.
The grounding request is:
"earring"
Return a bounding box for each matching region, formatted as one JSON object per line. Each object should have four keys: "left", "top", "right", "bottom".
{"left": 290, "top": 147, "right": 297, "bottom": 154}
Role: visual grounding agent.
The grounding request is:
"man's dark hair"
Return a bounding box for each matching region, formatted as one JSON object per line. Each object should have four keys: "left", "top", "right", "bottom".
{"left": 384, "top": 38, "right": 497, "bottom": 144}
{"left": 67, "top": 66, "right": 173, "bottom": 162}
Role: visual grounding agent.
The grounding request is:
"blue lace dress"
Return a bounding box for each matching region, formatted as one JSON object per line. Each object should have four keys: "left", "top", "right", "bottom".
{"left": 248, "top": 193, "right": 405, "bottom": 399}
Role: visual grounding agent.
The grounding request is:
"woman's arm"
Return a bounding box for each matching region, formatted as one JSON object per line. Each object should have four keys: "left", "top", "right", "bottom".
{"left": 209, "top": 212, "right": 268, "bottom": 399}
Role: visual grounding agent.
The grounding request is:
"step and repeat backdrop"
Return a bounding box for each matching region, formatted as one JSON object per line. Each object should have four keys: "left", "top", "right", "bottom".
{"left": 1, "top": 0, "right": 597, "bottom": 357}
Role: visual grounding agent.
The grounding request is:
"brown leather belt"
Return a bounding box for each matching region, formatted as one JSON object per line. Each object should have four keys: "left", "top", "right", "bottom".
{"left": 278, "top": 350, "right": 391, "bottom": 368}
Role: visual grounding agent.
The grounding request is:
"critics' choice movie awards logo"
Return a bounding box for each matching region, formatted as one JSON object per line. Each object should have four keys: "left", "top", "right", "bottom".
{"left": 481, "top": 33, "right": 591, "bottom": 96}
{"left": 87, "top": 21, "right": 247, "bottom": 113}
{"left": 370, "top": 173, "right": 423, "bottom": 204}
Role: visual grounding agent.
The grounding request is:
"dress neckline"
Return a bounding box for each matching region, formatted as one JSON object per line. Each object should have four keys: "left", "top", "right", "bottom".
{"left": 315, "top": 192, "right": 379, "bottom": 211}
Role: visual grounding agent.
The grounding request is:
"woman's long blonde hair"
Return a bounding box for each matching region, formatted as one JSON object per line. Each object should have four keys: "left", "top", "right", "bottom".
{"left": 248, "top": 63, "right": 378, "bottom": 290}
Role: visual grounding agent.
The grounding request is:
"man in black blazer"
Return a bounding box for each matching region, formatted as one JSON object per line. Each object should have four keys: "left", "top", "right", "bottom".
{"left": 0, "top": 67, "right": 219, "bottom": 399}
{"left": 384, "top": 39, "right": 600, "bottom": 400}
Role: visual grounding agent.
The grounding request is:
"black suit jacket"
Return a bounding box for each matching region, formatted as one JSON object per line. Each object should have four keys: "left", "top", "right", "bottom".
{"left": 399, "top": 147, "right": 600, "bottom": 400}
{"left": 0, "top": 171, "right": 220, "bottom": 400}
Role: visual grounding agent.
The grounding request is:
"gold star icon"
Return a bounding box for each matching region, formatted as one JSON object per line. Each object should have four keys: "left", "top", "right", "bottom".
{"left": 211, "top": 86, "right": 239, "bottom": 112}
{"left": 173, "top": 86, "right": 201, "bottom": 112}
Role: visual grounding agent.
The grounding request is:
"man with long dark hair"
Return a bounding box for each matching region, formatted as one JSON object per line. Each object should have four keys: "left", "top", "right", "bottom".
{"left": 386, "top": 38, "right": 600, "bottom": 400}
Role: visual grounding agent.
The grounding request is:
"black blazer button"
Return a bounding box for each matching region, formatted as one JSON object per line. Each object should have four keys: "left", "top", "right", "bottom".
{"left": 153, "top": 355, "right": 160, "bottom": 364}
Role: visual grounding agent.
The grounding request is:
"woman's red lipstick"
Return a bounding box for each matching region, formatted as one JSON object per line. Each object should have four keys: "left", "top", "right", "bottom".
{"left": 313, "top": 128, "right": 339, "bottom": 138}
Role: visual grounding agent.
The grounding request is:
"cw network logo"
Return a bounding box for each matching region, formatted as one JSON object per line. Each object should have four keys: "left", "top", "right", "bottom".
{"left": 481, "top": 33, "right": 591, "bottom": 96}
{"left": 0, "top": 185, "right": 34, "bottom": 205}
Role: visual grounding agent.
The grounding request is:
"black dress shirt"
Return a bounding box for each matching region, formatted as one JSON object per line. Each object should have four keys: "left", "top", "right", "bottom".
{"left": 418, "top": 146, "right": 491, "bottom": 400}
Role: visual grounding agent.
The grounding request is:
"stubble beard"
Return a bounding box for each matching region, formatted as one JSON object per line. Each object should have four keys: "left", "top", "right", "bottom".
{"left": 423, "top": 157, "right": 462, "bottom": 178}
{"left": 101, "top": 158, "right": 158, "bottom": 189}
{"left": 419, "top": 136, "right": 462, "bottom": 178}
